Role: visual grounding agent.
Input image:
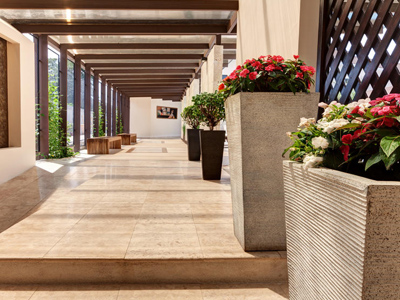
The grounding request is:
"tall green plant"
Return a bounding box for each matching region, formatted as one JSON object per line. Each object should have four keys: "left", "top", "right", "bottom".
{"left": 192, "top": 92, "right": 225, "bottom": 131}
{"left": 181, "top": 105, "right": 202, "bottom": 129}
{"left": 116, "top": 111, "right": 124, "bottom": 134}
{"left": 47, "top": 81, "right": 76, "bottom": 159}
{"left": 98, "top": 105, "right": 105, "bottom": 137}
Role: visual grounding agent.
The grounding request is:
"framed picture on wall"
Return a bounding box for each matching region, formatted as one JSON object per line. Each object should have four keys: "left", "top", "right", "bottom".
{"left": 156, "top": 106, "right": 178, "bottom": 119}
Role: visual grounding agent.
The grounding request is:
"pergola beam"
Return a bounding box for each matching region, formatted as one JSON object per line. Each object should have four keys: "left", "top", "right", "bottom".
{"left": 101, "top": 75, "right": 192, "bottom": 80}
{"left": 63, "top": 43, "right": 210, "bottom": 50}
{"left": 97, "top": 69, "right": 196, "bottom": 74}
{"left": 77, "top": 54, "right": 203, "bottom": 60}
{"left": 14, "top": 23, "right": 229, "bottom": 35}
{"left": 0, "top": 0, "right": 238, "bottom": 10}
{"left": 87, "top": 63, "right": 198, "bottom": 68}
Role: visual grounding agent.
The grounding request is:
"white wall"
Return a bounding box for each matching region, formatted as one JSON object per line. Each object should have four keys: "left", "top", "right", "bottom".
{"left": 0, "top": 20, "right": 35, "bottom": 184}
{"left": 129, "top": 97, "right": 182, "bottom": 138}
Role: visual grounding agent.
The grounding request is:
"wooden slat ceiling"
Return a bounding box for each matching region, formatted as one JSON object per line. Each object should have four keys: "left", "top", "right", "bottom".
{"left": 0, "top": 1, "right": 238, "bottom": 101}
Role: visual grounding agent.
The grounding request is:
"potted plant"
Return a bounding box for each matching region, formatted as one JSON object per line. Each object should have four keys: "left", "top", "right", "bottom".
{"left": 218, "top": 55, "right": 319, "bottom": 251}
{"left": 181, "top": 105, "right": 203, "bottom": 161}
{"left": 192, "top": 92, "right": 226, "bottom": 180}
{"left": 283, "top": 94, "right": 400, "bottom": 299}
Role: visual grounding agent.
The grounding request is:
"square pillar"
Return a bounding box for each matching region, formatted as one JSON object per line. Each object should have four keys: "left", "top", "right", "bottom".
{"left": 106, "top": 83, "right": 111, "bottom": 136}
{"left": 84, "top": 65, "right": 91, "bottom": 144}
{"left": 38, "top": 34, "right": 49, "bottom": 156}
{"left": 93, "top": 72, "right": 99, "bottom": 137}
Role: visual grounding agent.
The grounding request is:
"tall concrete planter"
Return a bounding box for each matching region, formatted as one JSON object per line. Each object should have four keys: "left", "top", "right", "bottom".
{"left": 225, "top": 92, "right": 319, "bottom": 251}
{"left": 283, "top": 161, "right": 400, "bottom": 300}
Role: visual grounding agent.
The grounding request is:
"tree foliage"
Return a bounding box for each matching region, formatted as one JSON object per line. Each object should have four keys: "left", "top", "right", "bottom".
{"left": 192, "top": 92, "right": 225, "bottom": 131}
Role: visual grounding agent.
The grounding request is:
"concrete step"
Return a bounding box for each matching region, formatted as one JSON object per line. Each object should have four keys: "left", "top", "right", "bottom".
{"left": 0, "top": 256, "right": 287, "bottom": 284}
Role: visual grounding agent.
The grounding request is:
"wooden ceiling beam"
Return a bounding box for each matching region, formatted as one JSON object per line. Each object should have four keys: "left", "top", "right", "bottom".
{"left": 0, "top": 0, "right": 238, "bottom": 10}
{"left": 88, "top": 62, "right": 198, "bottom": 68}
{"left": 14, "top": 23, "right": 229, "bottom": 35}
{"left": 109, "top": 79, "right": 189, "bottom": 84}
{"left": 77, "top": 54, "right": 202, "bottom": 60}
{"left": 63, "top": 43, "right": 209, "bottom": 50}
{"left": 97, "top": 69, "right": 196, "bottom": 75}
{"left": 101, "top": 75, "right": 192, "bottom": 79}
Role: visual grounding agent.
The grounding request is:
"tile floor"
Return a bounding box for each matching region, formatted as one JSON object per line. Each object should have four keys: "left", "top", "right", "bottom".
{"left": 0, "top": 139, "right": 282, "bottom": 260}
{"left": 0, "top": 283, "right": 289, "bottom": 299}
{"left": 0, "top": 139, "right": 288, "bottom": 299}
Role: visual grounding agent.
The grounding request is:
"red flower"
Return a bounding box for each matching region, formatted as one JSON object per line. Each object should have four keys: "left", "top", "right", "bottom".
{"left": 293, "top": 55, "right": 300, "bottom": 60}
{"left": 353, "top": 128, "right": 366, "bottom": 139}
{"left": 218, "top": 83, "right": 225, "bottom": 91}
{"left": 376, "top": 117, "right": 397, "bottom": 128}
{"left": 272, "top": 55, "right": 284, "bottom": 62}
{"left": 351, "top": 106, "right": 364, "bottom": 115}
{"left": 235, "top": 65, "right": 242, "bottom": 71}
{"left": 342, "top": 134, "right": 353, "bottom": 145}
{"left": 296, "top": 72, "right": 304, "bottom": 79}
{"left": 340, "top": 145, "right": 350, "bottom": 161}
{"left": 249, "top": 72, "right": 257, "bottom": 80}
{"left": 251, "top": 61, "right": 262, "bottom": 70}
{"left": 370, "top": 107, "right": 381, "bottom": 116}
{"left": 228, "top": 72, "right": 238, "bottom": 80}
{"left": 300, "top": 66, "right": 316, "bottom": 76}
{"left": 239, "top": 69, "right": 250, "bottom": 78}
{"left": 265, "top": 65, "right": 275, "bottom": 72}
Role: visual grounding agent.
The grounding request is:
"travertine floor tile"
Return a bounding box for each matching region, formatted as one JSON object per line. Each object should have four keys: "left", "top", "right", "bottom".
{"left": 45, "top": 233, "right": 132, "bottom": 258}
{"left": 30, "top": 285, "right": 119, "bottom": 300}
{"left": 0, "top": 284, "right": 37, "bottom": 300}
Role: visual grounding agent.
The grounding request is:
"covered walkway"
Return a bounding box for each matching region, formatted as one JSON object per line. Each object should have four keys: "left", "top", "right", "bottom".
{"left": 0, "top": 139, "right": 288, "bottom": 298}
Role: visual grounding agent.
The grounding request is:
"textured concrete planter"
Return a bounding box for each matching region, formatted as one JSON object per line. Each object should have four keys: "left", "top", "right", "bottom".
{"left": 283, "top": 161, "right": 400, "bottom": 299}
{"left": 187, "top": 129, "right": 202, "bottom": 161}
{"left": 225, "top": 92, "right": 319, "bottom": 251}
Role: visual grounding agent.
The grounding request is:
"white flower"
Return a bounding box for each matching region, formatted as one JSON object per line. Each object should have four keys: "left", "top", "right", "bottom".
{"left": 303, "top": 155, "right": 323, "bottom": 169}
{"left": 298, "top": 117, "right": 316, "bottom": 128}
{"left": 318, "top": 102, "right": 329, "bottom": 109}
{"left": 317, "top": 118, "right": 349, "bottom": 134}
{"left": 311, "top": 136, "right": 329, "bottom": 149}
{"left": 286, "top": 132, "right": 293, "bottom": 138}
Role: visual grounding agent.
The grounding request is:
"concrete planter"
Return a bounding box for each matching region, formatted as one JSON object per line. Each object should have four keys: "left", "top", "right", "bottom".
{"left": 225, "top": 92, "right": 319, "bottom": 251}
{"left": 283, "top": 161, "right": 400, "bottom": 299}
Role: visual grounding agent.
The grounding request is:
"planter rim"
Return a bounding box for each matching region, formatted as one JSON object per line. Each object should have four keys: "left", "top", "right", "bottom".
{"left": 227, "top": 91, "right": 319, "bottom": 97}
{"left": 284, "top": 160, "right": 400, "bottom": 187}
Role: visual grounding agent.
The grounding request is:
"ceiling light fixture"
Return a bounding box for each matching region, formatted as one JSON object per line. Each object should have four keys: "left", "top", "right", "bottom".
{"left": 66, "top": 9, "right": 72, "bottom": 23}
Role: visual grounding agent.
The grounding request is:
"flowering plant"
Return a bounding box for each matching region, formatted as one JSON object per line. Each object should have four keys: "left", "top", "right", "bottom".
{"left": 283, "top": 94, "right": 400, "bottom": 180}
{"left": 218, "top": 55, "right": 315, "bottom": 99}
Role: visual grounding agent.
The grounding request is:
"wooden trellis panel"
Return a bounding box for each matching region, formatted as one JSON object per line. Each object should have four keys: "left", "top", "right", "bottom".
{"left": 317, "top": 0, "right": 400, "bottom": 104}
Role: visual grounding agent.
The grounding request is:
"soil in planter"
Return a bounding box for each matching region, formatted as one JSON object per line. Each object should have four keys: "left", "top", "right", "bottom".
{"left": 324, "top": 151, "right": 400, "bottom": 181}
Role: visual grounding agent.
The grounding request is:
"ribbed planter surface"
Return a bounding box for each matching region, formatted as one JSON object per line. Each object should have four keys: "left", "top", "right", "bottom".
{"left": 283, "top": 161, "right": 400, "bottom": 300}
{"left": 225, "top": 92, "right": 319, "bottom": 251}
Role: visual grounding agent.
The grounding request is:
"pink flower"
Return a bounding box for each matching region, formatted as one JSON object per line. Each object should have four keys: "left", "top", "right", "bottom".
{"left": 296, "top": 72, "right": 304, "bottom": 79}
{"left": 228, "top": 72, "right": 238, "bottom": 80}
{"left": 249, "top": 72, "right": 257, "bottom": 80}
{"left": 377, "top": 106, "right": 392, "bottom": 116}
{"left": 370, "top": 107, "right": 381, "bottom": 116}
{"left": 239, "top": 69, "right": 250, "bottom": 78}
{"left": 235, "top": 65, "right": 242, "bottom": 71}
{"left": 300, "top": 66, "right": 316, "bottom": 76}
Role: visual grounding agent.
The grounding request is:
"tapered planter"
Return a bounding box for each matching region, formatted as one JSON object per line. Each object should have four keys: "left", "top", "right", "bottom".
{"left": 225, "top": 92, "right": 319, "bottom": 251}
{"left": 200, "top": 130, "right": 225, "bottom": 180}
{"left": 283, "top": 160, "right": 400, "bottom": 300}
{"left": 187, "top": 129, "right": 202, "bottom": 161}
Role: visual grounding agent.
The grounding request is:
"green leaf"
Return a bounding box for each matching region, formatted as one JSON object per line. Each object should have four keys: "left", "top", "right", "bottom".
{"left": 380, "top": 147, "right": 400, "bottom": 170}
{"left": 380, "top": 135, "right": 400, "bottom": 157}
{"left": 365, "top": 153, "right": 382, "bottom": 171}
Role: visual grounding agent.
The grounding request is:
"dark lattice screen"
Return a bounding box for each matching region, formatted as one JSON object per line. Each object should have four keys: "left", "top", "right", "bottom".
{"left": 317, "top": 0, "right": 400, "bottom": 104}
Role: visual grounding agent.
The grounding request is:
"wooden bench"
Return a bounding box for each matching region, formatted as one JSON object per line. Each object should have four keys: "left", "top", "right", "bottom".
{"left": 87, "top": 136, "right": 122, "bottom": 154}
{"left": 117, "top": 133, "right": 137, "bottom": 145}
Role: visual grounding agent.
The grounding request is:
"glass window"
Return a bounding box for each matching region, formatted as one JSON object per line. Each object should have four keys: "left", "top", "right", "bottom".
{"left": 80, "top": 69, "right": 85, "bottom": 146}
{"left": 67, "top": 60, "right": 74, "bottom": 146}
{"left": 90, "top": 75, "right": 94, "bottom": 138}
